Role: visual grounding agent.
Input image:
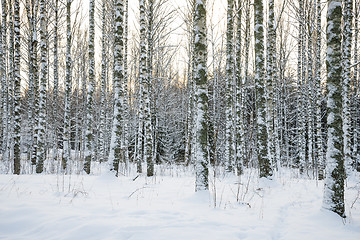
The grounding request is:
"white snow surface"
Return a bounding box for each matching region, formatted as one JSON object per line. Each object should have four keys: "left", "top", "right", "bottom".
{"left": 0, "top": 166, "right": 359, "bottom": 240}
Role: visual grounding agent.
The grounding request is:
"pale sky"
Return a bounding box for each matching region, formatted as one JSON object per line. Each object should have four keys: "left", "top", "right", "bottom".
{"left": 73, "top": 0, "right": 300, "bottom": 81}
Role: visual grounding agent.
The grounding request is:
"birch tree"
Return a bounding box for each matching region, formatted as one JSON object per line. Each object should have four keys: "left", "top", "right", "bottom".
{"left": 1, "top": 0, "right": 7, "bottom": 158}
{"left": 193, "top": 0, "right": 208, "bottom": 191}
{"left": 123, "top": 0, "right": 130, "bottom": 168}
{"left": 322, "top": 0, "right": 345, "bottom": 218}
{"left": 235, "top": 0, "right": 243, "bottom": 175}
{"left": 136, "top": 0, "right": 148, "bottom": 174}
{"left": 25, "top": 0, "right": 38, "bottom": 167}
{"left": 315, "top": 0, "right": 324, "bottom": 179}
{"left": 342, "top": 0, "right": 352, "bottom": 175}
{"left": 63, "top": 0, "right": 72, "bottom": 171}
{"left": 297, "top": 0, "right": 306, "bottom": 173}
{"left": 243, "top": 0, "right": 251, "bottom": 168}
{"left": 225, "top": 0, "right": 235, "bottom": 172}
{"left": 84, "top": 0, "right": 95, "bottom": 174}
{"left": 145, "top": 0, "right": 154, "bottom": 176}
{"left": 108, "top": 0, "right": 124, "bottom": 175}
{"left": 99, "top": 0, "right": 107, "bottom": 164}
{"left": 13, "top": 0, "right": 21, "bottom": 174}
{"left": 35, "top": 0, "right": 47, "bottom": 173}
{"left": 52, "top": 0, "right": 59, "bottom": 163}
{"left": 7, "top": 0, "right": 14, "bottom": 166}
{"left": 254, "top": 0, "right": 271, "bottom": 178}
{"left": 266, "top": 0, "right": 276, "bottom": 169}
{"left": 353, "top": 0, "right": 360, "bottom": 171}
{"left": 184, "top": 0, "right": 195, "bottom": 165}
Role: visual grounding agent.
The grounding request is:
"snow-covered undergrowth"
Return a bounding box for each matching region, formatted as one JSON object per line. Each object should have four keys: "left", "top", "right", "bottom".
{"left": 0, "top": 165, "right": 359, "bottom": 240}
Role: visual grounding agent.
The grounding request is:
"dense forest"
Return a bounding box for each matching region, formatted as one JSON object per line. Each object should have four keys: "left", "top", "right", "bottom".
{"left": 0, "top": 0, "right": 359, "bottom": 218}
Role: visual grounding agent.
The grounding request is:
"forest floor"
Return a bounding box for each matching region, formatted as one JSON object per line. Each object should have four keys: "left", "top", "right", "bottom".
{"left": 0, "top": 165, "right": 360, "bottom": 240}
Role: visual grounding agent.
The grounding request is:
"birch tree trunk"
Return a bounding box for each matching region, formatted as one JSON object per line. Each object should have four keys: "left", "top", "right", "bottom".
{"left": 342, "top": 0, "right": 352, "bottom": 176}
{"left": 108, "top": 0, "right": 124, "bottom": 175}
{"left": 353, "top": 0, "right": 360, "bottom": 171}
{"left": 7, "top": 0, "right": 14, "bottom": 166}
{"left": 25, "top": 0, "right": 38, "bottom": 167}
{"left": 136, "top": 0, "right": 148, "bottom": 174}
{"left": 315, "top": 0, "right": 324, "bottom": 179}
{"left": 225, "top": 0, "right": 235, "bottom": 172}
{"left": 323, "top": 0, "right": 345, "bottom": 218}
{"left": 123, "top": 0, "right": 130, "bottom": 170}
{"left": 194, "top": 0, "right": 208, "bottom": 191}
{"left": 13, "top": 0, "right": 21, "bottom": 174}
{"left": 1, "top": 0, "right": 7, "bottom": 158}
{"left": 35, "top": 0, "right": 47, "bottom": 173}
{"left": 297, "top": 0, "right": 306, "bottom": 173}
{"left": 63, "top": 0, "right": 72, "bottom": 171}
{"left": 235, "top": 0, "right": 243, "bottom": 175}
{"left": 53, "top": 0, "right": 59, "bottom": 163}
{"left": 254, "top": 0, "right": 271, "bottom": 178}
{"left": 266, "top": 0, "right": 276, "bottom": 170}
{"left": 84, "top": 0, "right": 96, "bottom": 174}
{"left": 243, "top": 0, "right": 250, "bottom": 168}
{"left": 99, "top": 0, "right": 107, "bottom": 164}
{"left": 146, "top": 0, "right": 154, "bottom": 177}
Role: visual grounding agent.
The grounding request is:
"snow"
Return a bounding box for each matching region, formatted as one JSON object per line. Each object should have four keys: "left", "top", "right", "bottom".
{"left": 0, "top": 166, "right": 359, "bottom": 240}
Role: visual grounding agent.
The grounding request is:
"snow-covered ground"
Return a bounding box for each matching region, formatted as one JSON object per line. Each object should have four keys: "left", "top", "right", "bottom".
{"left": 0, "top": 165, "right": 359, "bottom": 240}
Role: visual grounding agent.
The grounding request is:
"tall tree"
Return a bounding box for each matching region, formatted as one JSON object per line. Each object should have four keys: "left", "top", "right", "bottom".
{"left": 1, "top": 0, "right": 7, "bottom": 158}
{"left": 243, "top": 0, "right": 251, "bottom": 168}
{"left": 306, "top": 0, "right": 315, "bottom": 175}
{"left": 145, "top": 0, "right": 154, "bottom": 176}
{"left": 136, "top": 0, "right": 148, "bottom": 174}
{"left": 25, "top": 0, "right": 38, "bottom": 167}
{"left": 99, "top": 0, "right": 107, "bottom": 164}
{"left": 8, "top": 0, "right": 14, "bottom": 166}
{"left": 123, "top": 0, "right": 130, "bottom": 169}
{"left": 108, "top": 0, "right": 125, "bottom": 175}
{"left": 353, "top": 0, "right": 360, "bottom": 171}
{"left": 52, "top": 0, "right": 59, "bottom": 163}
{"left": 13, "top": 0, "right": 21, "bottom": 174}
{"left": 297, "top": 0, "right": 306, "bottom": 173}
{"left": 266, "top": 0, "right": 277, "bottom": 170}
{"left": 342, "top": 0, "right": 352, "bottom": 175}
{"left": 193, "top": 0, "right": 208, "bottom": 191}
{"left": 235, "top": 0, "right": 244, "bottom": 175}
{"left": 63, "top": 0, "right": 72, "bottom": 171}
{"left": 35, "top": 0, "right": 47, "bottom": 173}
{"left": 315, "top": 0, "right": 324, "bottom": 179}
{"left": 184, "top": 0, "right": 195, "bottom": 165}
{"left": 254, "top": 0, "right": 271, "bottom": 178}
{"left": 225, "top": 0, "right": 235, "bottom": 172}
{"left": 84, "top": 0, "right": 96, "bottom": 174}
{"left": 322, "top": 0, "right": 345, "bottom": 218}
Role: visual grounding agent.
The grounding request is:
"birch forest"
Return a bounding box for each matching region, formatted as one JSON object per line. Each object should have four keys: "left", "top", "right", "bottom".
{"left": 0, "top": 0, "right": 360, "bottom": 219}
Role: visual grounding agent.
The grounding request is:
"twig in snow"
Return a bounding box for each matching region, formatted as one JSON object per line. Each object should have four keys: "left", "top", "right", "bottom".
{"left": 128, "top": 186, "right": 148, "bottom": 199}
{"left": 132, "top": 174, "right": 140, "bottom": 181}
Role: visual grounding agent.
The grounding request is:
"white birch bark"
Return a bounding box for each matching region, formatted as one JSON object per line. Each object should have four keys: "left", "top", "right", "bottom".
{"left": 1, "top": 0, "right": 7, "bottom": 158}
{"left": 145, "top": 0, "right": 154, "bottom": 176}
{"left": 35, "top": 0, "right": 47, "bottom": 173}
{"left": 323, "top": 0, "right": 345, "bottom": 218}
{"left": 13, "top": 0, "right": 21, "bottom": 174}
{"left": 194, "top": 0, "right": 208, "bottom": 191}
{"left": 315, "top": 0, "right": 324, "bottom": 179}
{"left": 63, "top": 0, "right": 72, "bottom": 172}
{"left": 225, "top": 0, "right": 235, "bottom": 172}
{"left": 108, "top": 0, "right": 125, "bottom": 175}
{"left": 84, "top": 0, "right": 96, "bottom": 174}
{"left": 255, "top": 0, "right": 271, "bottom": 178}
{"left": 342, "top": 0, "right": 352, "bottom": 176}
